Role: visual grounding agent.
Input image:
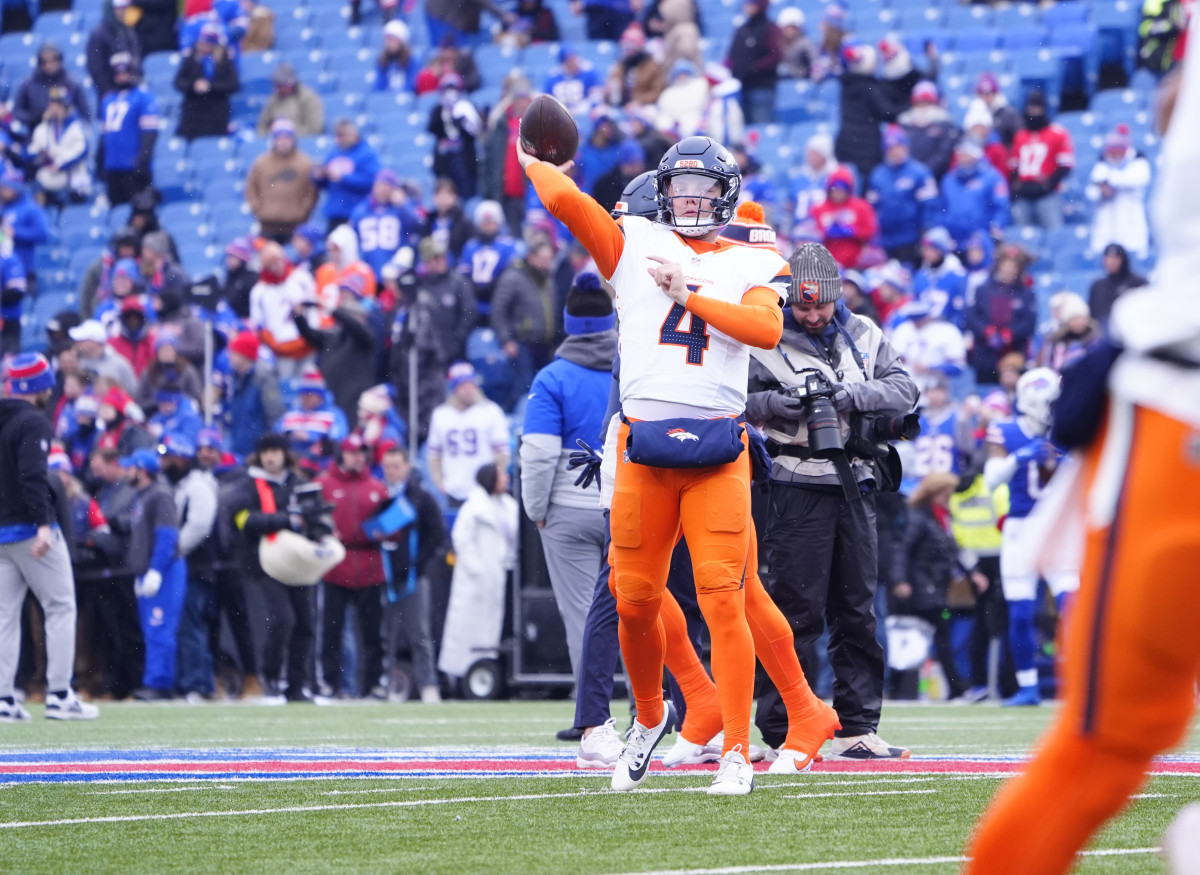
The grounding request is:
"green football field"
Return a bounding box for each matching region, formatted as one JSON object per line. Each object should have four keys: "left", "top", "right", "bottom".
{"left": 0, "top": 701, "right": 1196, "bottom": 874}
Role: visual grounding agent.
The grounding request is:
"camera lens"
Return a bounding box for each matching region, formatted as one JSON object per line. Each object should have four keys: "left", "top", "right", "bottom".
{"left": 805, "top": 396, "right": 843, "bottom": 459}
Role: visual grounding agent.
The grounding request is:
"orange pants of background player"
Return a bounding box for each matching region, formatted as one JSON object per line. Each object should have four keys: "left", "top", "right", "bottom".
{"left": 648, "top": 531, "right": 840, "bottom": 758}
{"left": 609, "top": 420, "right": 757, "bottom": 754}
{"left": 967, "top": 405, "right": 1200, "bottom": 874}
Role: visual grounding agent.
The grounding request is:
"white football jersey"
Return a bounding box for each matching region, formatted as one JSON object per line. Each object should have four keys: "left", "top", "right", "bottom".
{"left": 609, "top": 216, "right": 788, "bottom": 416}
{"left": 427, "top": 399, "right": 511, "bottom": 502}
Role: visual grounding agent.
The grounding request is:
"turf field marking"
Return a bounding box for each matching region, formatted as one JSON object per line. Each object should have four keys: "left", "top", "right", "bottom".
{"left": 319, "top": 786, "right": 436, "bottom": 795}
{"left": 780, "top": 789, "right": 938, "bottom": 800}
{"left": 87, "top": 785, "right": 237, "bottom": 795}
{"left": 603, "top": 847, "right": 1162, "bottom": 874}
{"left": 0, "top": 784, "right": 945, "bottom": 830}
{"left": 1129, "top": 793, "right": 1177, "bottom": 799}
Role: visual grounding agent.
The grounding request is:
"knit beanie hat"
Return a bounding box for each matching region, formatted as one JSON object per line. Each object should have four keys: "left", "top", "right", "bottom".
{"left": 719, "top": 201, "right": 777, "bottom": 250}
{"left": 563, "top": 273, "right": 615, "bottom": 335}
{"left": 789, "top": 242, "right": 842, "bottom": 305}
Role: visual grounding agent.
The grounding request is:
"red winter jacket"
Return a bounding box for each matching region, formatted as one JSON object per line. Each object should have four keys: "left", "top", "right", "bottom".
{"left": 810, "top": 195, "right": 878, "bottom": 269}
{"left": 316, "top": 463, "right": 388, "bottom": 588}
{"left": 109, "top": 331, "right": 157, "bottom": 378}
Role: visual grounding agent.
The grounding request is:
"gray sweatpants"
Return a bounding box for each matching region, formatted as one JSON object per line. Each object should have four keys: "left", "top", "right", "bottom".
{"left": 537, "top": 504, "right": 607, "bottom": 679}
{"left": 0, "top": 531, "right": 77, "bottom": 698}
{"left": 383, "top": 576, "right": 437, "bottom": 690}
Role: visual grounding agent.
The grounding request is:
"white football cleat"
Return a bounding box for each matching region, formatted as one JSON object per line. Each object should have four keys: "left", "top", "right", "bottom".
{"left": 0, "top": 699, "right": 31, "bottom": 723}
{"left": 611, "top": 702, "right": 675, "bottom": 791}
{"left": 766, "top": 747, "right": 815, "bottom": 774}
{"left": 660, "top": 735, "right": 722, "bottom": 768}
{"left": 707, "top": 745, "right": 754, "bottom": 796}
{"left": 577, "top": 718, "right": 623, "bottom": 769}
{"left": 1163, "top": 802, "right": 1200, "bottom": 875}
{"left": 662, "top": 731, "right": 767, "bottom": 767}
{"left": 44, "top": 690, "right": 98, "bottom": 721}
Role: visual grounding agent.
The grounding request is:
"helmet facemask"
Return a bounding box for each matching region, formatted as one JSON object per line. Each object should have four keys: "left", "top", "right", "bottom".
{"left": 655, "top": 169, "right": 739, "bottom": 238}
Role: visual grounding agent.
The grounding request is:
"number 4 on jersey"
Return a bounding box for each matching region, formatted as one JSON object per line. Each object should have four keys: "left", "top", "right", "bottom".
{"left": 659, "top": 284, "right": 709, "bottom": 365}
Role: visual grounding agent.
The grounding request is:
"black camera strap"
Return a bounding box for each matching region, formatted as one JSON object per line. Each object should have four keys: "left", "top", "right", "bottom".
{"left": 834, "top": 315, "right": 871, "bottom": 383}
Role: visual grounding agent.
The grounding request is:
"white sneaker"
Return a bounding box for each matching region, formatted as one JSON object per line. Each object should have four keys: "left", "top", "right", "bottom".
{"left": 662, "top": 730, "right": 767, "bottom": 767}
{"left": 420, "top": 686, "right": 442, "bottom": 704}
{"left": 0, "top": 699, "right": 31, "bottom": 723}
{"left": 766, "top": 747, "right": 816, "bottom": 774}
{"left": 611, "top": 701, "right": 675, "bottom": 791}
{"left": 660, "top": 735, "right": 722, "bottom": 768}
{"left": 707, "top": 745, "right": 754, "bottom": 796}
{"left": 829, "top": 732, "right": 910, "bottom": 760}
{"left": 44, "top": 690, "right": 99, "bottom": 721}
{"left": 577, "top": 718, "right": 623, "bottom": 769}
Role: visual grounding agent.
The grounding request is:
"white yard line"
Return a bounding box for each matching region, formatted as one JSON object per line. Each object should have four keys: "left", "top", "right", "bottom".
{"left": 87, "top": 785, "right": 237, "bottom": 795}
{"left": 0, "top": 783, "right": 947, "bottom": 830}
{"left": 780, "top": 790, "right": 937, "bottom": 800}
{"left": 604, "top": 847, "right": 1162, "bottom": 875}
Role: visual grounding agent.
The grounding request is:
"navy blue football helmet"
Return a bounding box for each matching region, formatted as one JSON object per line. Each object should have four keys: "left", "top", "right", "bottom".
{"left": 611, "top": 171, "right": 658, "bottom": 219}
{"left": 654, "top": 136, "right": 741, "bottom": 237}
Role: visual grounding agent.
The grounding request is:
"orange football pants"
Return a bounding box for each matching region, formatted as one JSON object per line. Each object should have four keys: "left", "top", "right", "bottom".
{"left": 646, "top": 530, "right": 839, "bottom": 757}
{"left": 967, "top": 405, "right": 1200, "bottom": 874}
{"left": 610, "top": 420, "right": 756, "bottom": 754}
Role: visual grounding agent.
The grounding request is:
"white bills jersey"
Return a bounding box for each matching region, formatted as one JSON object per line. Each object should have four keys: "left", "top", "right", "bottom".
{"left": 427, "top": 399, "right": 511, "bottom": 502}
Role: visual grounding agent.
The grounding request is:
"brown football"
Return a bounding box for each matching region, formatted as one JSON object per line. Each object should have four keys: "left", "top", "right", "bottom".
{"left": 519, "top": 95, "right": 579, "bottom": 166}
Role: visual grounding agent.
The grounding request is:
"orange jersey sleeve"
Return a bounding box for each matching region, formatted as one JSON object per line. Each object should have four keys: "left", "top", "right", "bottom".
{"left": 526, "top": 163, "right": 625, "bottom": 278}
{"left": 684, "top": 286, "right": 783, "bottom": 350}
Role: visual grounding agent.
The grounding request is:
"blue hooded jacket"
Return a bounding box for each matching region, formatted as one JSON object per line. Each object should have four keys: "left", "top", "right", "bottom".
{"left": 1, "top": 189, "right": 50, "bottom": 276}
{"left": 936, "top": 160, "right": 1011, "bottom": 246}
{"left": 866, "top": 157, "right": 939, "bottom": 250}
{"left": 320, "top": 138, "right": 381, "bottom": 222}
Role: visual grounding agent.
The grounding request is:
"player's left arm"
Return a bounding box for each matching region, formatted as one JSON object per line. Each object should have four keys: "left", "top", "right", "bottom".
{"left": 647, "top": 256, "right": 785, "bottom": 349}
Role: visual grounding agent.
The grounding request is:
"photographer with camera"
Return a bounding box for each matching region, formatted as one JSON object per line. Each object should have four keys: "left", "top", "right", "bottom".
{"left": 747, "top": 241, "right": 919, "bottom": 760}
{"left": 230, "top": 433, "right": 317, "bottom": 702}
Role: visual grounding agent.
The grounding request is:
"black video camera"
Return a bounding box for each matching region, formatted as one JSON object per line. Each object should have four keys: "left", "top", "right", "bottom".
{"left": 785, "top": 369, "right": 843, "bottom": 459}
{"left": 287, "top": 483, "right": 336, "bottom": 541}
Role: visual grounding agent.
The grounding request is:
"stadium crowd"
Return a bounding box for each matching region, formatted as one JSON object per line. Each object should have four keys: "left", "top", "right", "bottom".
{"left": 0, "top": 0, "right": 1178, "bottom": 710}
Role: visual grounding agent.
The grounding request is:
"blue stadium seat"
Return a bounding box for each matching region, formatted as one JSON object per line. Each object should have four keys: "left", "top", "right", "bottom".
{"left": 1094, "top": 0, "right": 1140, "bottom": 74}
{"left": 326, "top": 41, "right": 373, "bottom": 71}
{"left": 0, "top": 32, "right": 36, "bottom": 74}
{"left": 1042, "top": 2, "right": 1090, "bottom": 29}
{"left": 994, "top": 4, "right": 1039, "bottom": 31}
{"left": 143, "top": 53, "right": 180, "bottom": 88}
{"left": 31, "top": 11, "right": 78, "bottom": 42}
{"left": 159, "top": 201, "right": 210, "bottom": 229}
{"left": 68, "top": 247, "right": 103, "bottom": 278}
{"left": 477, "top": 43, "right": 522, "bottom": 79}
{"left": 943, "top": 4, "right": 993, "bottom": 29}
{"left": 573, "top": 40, "right": 618, "bottom": 70}
{"left": 1001, "top": 27, "right": 1047, "bottom": 51}
{"left": 60, "top": 225, "right": 108, "bottom": 251}
{"left": 1009, "top": 48, "right": 1064, "bottom": 108}
{"left": 299, "top": 134, "right": 334, "bottom": 157}
{"left": 176, "top": 241, "right": 223, "bottom": 279}
{"left": 1049, "top": 24, "right": 1097, "bottom": 59}
{"left": 953, "top": 29, "right": 1000, "bottom": 53}
{"left": 59, "top": 203, "right": 94, "bottom": 232}
{"left": 899, "top": 6, "right": 944, "bottom": 30}
{"left": 155, "top": 158, "right": 198, "bottom": 203}
{"left": 1090, "top": 87, "right": 1143, "bottom": 117}
{"left": 107, "top": 204, "right": 132, "bottom": 230}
